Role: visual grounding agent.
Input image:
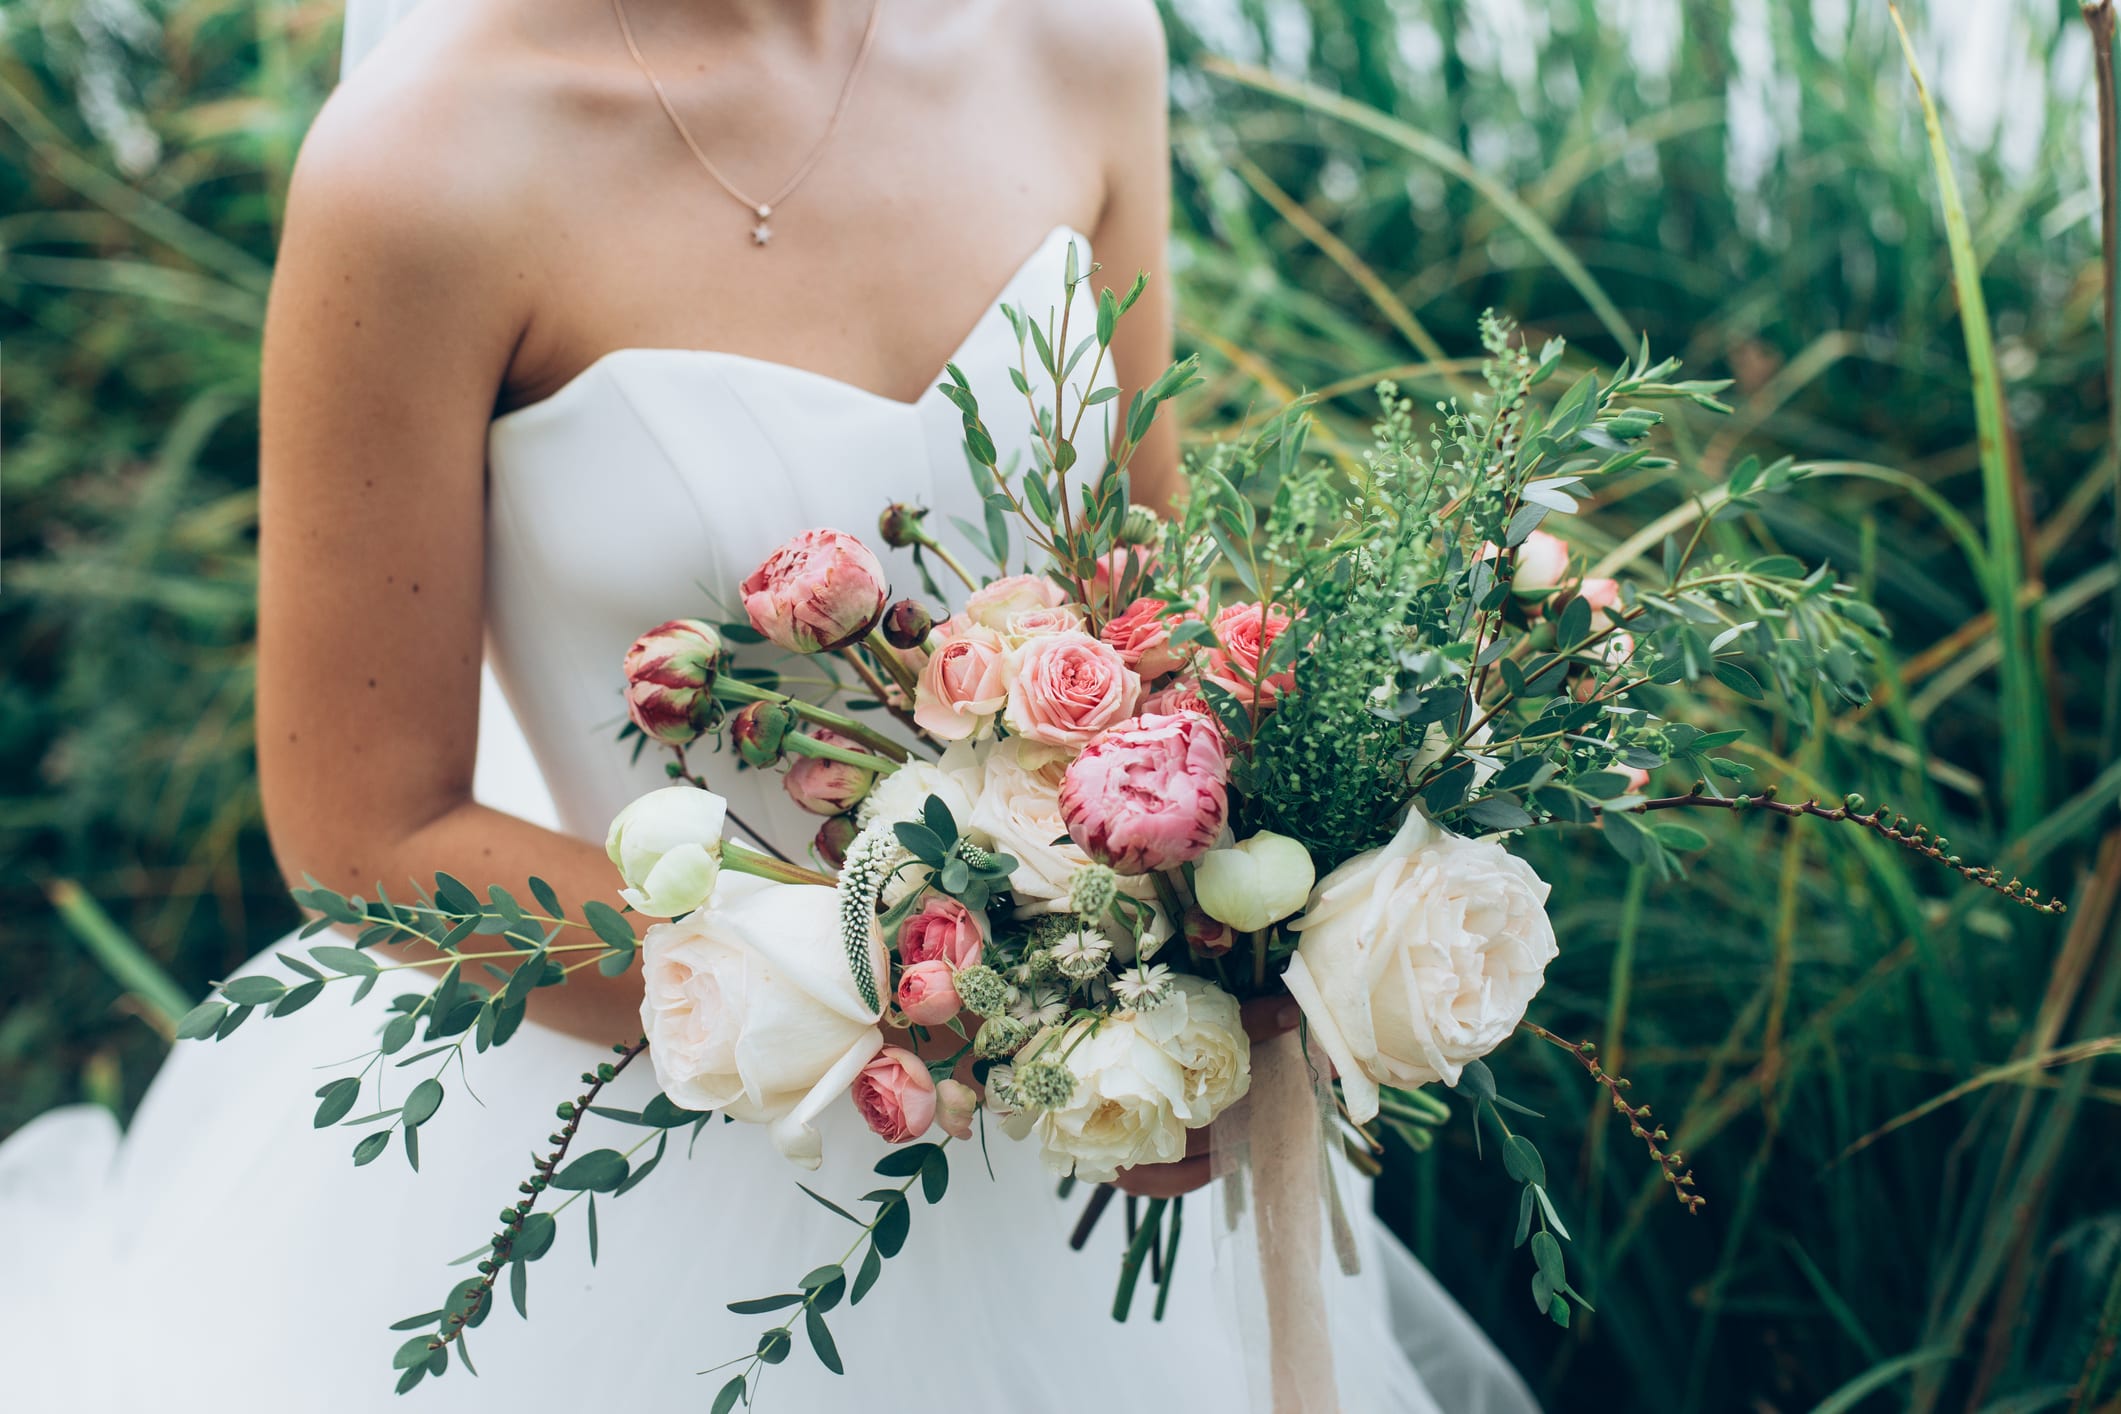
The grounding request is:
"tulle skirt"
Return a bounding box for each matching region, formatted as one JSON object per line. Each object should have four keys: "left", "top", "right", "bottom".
{"left": 0, "top": 933, "right": 1540, "bottom": 1412}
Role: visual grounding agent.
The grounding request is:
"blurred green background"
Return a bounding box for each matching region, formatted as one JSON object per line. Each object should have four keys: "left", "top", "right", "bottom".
{"left": 4, "top": 0, "right": 2119, "bottom": 1408}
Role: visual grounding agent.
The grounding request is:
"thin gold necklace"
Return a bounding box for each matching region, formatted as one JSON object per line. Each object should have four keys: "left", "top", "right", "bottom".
{"left": 610, "top": 0, "right": 884, "bottom": 246}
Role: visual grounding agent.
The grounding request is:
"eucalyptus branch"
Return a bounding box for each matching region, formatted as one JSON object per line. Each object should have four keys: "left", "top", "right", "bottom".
{"left": 410, "top": 1038, "right": 649, "bottom": 1365}
{"left": 1620, "top": 784, "right": 2065, "bottom": 915}
{"left": 1519, "top": 1022, "right": 1706, "bottom": 1216}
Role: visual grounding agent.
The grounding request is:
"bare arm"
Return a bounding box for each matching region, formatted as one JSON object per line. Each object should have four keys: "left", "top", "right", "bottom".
{"left": 256, "top": 97, "right": 646, "bottom": 1045}
{"left": 1087, "top": 1, "right": 1180, "bottom": 513}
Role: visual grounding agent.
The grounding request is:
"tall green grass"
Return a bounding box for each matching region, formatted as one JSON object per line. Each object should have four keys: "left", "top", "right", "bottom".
{"left": 2, "top": 0, "right": 2115, "bottom": 1408}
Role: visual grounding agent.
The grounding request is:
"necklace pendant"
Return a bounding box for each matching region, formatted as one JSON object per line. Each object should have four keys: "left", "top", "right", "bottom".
{"left": 750, "top": 205, "right": 773, "bottom": 247}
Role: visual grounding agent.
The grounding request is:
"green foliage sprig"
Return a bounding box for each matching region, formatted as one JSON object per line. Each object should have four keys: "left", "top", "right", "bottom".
{"left": 704, "top": 1140, "right": 955, "bottom": 1411}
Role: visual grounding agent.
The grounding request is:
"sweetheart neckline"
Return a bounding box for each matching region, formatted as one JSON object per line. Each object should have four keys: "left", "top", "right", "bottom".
{"left": 490, "top": 224, "right": 1086, "bottom": 429}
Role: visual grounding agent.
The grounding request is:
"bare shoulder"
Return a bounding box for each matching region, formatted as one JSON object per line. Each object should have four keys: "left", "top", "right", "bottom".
{"left": 1015, "top": 0, "right": 1166, "bottom": 104}
{"left": 279, "top": 4, "right": 556, "bottom": 306}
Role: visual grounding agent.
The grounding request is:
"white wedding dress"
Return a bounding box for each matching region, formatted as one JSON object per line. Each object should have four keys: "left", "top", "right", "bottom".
{"left": 0, "top": 226, "right": 1540, "bottom": 1413}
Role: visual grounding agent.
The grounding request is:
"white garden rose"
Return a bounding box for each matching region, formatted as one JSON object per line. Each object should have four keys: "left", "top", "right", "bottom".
{"left": 1028, "top": 976, "right": 1250, "bottom": 1182}
{"left": 855, "top": 740, "right": 982, "bottom": 835}
{"left": 605, "top": 786, "right": 727, "bottom": 917}
{"left": 638, "top": 876, "right": 887, "bottom": 1169}
{"left": 1284, "top": 809, "right": 1556, "bottom": 1124}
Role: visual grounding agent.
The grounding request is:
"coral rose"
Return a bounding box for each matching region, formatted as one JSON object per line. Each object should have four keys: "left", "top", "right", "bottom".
{"left": 1099, "top": 597, "right": 1193, "bottom": 679}
{"left": 740, "top": 528, "right": 889, "bottom": 653}
{"left": 1058, "top": 713, "right": 1228, "bottom": 875}
{"left": 1201, "top": 602, "right": 1296, "bottom": 706}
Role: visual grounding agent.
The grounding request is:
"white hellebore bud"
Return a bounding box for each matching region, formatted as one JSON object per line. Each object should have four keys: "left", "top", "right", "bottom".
{"left": 1284, "top": 809, "right": 1557, "bottom": 1125}
{"left": 605, "top": 786, "right": 728, "bottom": 917}
{"left": 1193, "top": 830, "right": 1316, "bottom": 933}
{"left": 638, "top": 876, "right": 888, "bottom": 1169}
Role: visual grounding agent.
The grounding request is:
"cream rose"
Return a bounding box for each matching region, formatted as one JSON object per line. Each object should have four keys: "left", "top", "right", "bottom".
{"left": 638, "top": 876, "right": 888, "bottom": 1169}
{"left": 1028, "top": 977, "right": 1249, "bottom": 1182}
{"left": 1284, "top": 809, "right": 1557, "bottom": 1123}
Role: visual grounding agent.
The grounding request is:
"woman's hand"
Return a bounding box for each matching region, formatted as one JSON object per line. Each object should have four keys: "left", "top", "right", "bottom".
{"left": 1110, "top": 996, "right": 1303, "bottom": 1198}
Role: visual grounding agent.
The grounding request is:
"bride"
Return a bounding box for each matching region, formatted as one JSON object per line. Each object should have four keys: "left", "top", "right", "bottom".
{"left": 0, "top": 0, "right": 1539, "bottom": 1408}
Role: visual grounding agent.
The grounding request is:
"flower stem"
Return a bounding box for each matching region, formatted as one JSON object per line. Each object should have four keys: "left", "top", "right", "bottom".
{"left": 722, "top": 842, "right": 836, "bottom": 888}
{"left": 785, "top": 731, "right": 900, "bottom": 776}
{"left": 713, "top": 677, "right": 909, "bottom": 762}
{"left": 862, "top": 629, "right": 923, "bottom": 699}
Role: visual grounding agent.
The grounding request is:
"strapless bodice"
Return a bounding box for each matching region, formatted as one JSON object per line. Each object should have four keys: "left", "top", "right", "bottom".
{"left": 478, "top": 225, "right": 1094, "bottom": 856}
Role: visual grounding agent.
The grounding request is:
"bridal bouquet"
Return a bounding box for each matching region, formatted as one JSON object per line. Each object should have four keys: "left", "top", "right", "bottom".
{"left": 180, "top": 262, "right": 2062, "bottom": 1405}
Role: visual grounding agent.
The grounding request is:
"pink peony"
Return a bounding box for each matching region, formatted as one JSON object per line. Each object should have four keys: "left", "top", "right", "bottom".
{"left": 622, "top": 619, "right": 722, "bottom": 745}
{"left": 740, "top": 528, "right": 889, "bottom": 654}
{"left": 852, "top": 1046, "right": 936, "bottom": 1144}
{"left": 1183, "top": 904, "right": 1234, "bottom": 957}
{"left": 1202, "top": 602, "right": 1297, "bottom": 706}
{"left": 1100, "top": 597, "right": 1194, "bottom": 679}
{"left": 934, "top": 1078, "right": 979, "bottom": 1141}
{"left": 1058, "top": 712, "right": 1228, "bottom": 875}
{"left": 897, "top": 894, "right": 985, "bottom": 970}
{"left": 913, "top": 622, "right": 1007, "bottom": 740}
{"left": 1002, "top": 630, "right": 1143, "bottom": 748}
{"left": 895, "top": 960, "right": 962, "bottom": 1026}
{"left": 783, "top": 728, "right": 875, "bottom": 816}
{"left": 963, "top": 574, "right": 1067, "bottom": 631}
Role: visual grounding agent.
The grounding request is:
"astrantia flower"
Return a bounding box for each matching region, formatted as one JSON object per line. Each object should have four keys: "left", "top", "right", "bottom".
{"left": 1049, "top": 928, "right": 1113, "bottom": 981}
{"left": 974, "top": 1015, "right": 1032, "bottom": 1058}
{"left": 1112, "top": 963, "right": 1174, "bottom": 1010}
{"left": 1009, "top": 984, "right": 1069, "bottom": 1028}
{"left": 953, "top": 964, "right": 1013, "bottom": 1018}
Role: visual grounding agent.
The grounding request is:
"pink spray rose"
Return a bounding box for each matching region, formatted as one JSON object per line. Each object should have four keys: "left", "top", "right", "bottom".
{"left": 913, "top": 622, "right": 1007, "bottom": 741}
{"left": 1088, "top": 546, "right": 1158, "bottom": 613}
{"left": 934, "top": 1078, "right": 979, "bottom": 1141}
{"left": 1002, "top": 630, "right": 1143, "bottom": 748}
{"left": 740, "top": 528, "right": 889, "bottom": 654}
{"left": 622, "top": 619, "right": 722, "bottom": 745}
{"left": 897, "top": 894, "right": 985, "bottom": 969}
{"left": 1100, "top": 597, "right": 1194, "bottom": 679}
{"left": 962, "top": 574, "right": 1067, "bottom": 631}
{"left": 895, "top": 960, "right": 962, "bottom": 1026}
{"left": 783, "top": 728, "right": 876, "bottom": 816}
{"left": 1140, "top": 675, "right": 1212, "bottom": 719}
{"left": 1202, "top": 602, "right": 1297, "bottom": 706}
{"left": 852, "top": 1046, "right": 936, "bottom": 1144}
{"left": 1059, "top": 713, "right": 1229, "bottom": 875}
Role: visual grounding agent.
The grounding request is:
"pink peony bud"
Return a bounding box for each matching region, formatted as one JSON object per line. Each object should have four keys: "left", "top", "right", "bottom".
{"left": 934, "top": 1078, "right": 979, "bottom": 1141}
{"left": 1183, "top": 905, "right": 1234, "bottom": 957}
{"left": 1100, "top": 596, "right": 1195, "bottom": 679}
{"left": 783, "top": 728, "right": 877, "bottom": 816}
{"left": 1202, "top": 602, "right": 1297, "bottom": 707}
{"left": 897, "top": 894, "right": 985, "bottom": 970}
{"left": 622, "top": 619, "right": 722, "bottom": 745}
{"left": 740, "top": 528, "right": 890, "bottom": 654}
{"left": 896, "top": 959, "right": 962, "bottom": 1026}
{"left": 1059, "top": 712, "right": 1229, "bottom": 875}
{"left": 878, "top": 501, "right": 928, "bottom": 549}
{"left": 813, "top": 813, "right": 859, "bottom": 869}
{"left": 852, "top": 1046, "right": 936, "bottom": 1144}
{"left": 881, "top": 598, "right": 935, "bottom": 651}
{"left": 727, "top": 699, "right": 792, "bottom": 768}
